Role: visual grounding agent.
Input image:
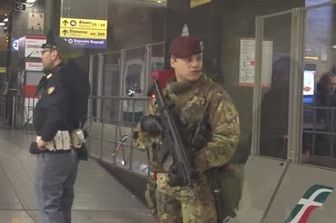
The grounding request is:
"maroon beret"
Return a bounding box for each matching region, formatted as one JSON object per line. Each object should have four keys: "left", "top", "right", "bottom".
{"left": 169, "top": 36, "right": 203, "bottom": 58}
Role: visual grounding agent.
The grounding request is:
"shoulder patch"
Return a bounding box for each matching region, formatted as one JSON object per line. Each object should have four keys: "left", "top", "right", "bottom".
{"left": 48, "top": 86, "right": 55, "bottom": 95}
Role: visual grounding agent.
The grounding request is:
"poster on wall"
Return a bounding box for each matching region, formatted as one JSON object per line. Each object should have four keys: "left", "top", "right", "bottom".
{"left": 23, "top": 36, "right": 46, "bottom": 58}
{"left": 28, "top": 12, "right": 44, "bottom": 32}
{"left": 190, "top": 0, "right": 211, "bottom": 8}
{"left": 25, "top": 62, "right": 43, "bottom": 71}
{"left": 239, "top": 38, "right": 273, "bottom": 87}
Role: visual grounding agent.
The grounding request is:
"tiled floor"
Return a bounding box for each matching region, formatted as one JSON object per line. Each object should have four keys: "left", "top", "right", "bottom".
{"left": 0, "top": 129, "right": 157, "bottom": 223}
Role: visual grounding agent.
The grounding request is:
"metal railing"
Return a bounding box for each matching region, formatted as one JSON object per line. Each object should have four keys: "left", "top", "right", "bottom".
{"left": 86, "top": 95, "right": 150, "bottom": 175}
{"left": 4, "top": 92, "right": 151, "bottom": 174}
{"left": 303, "top": 105, "right": 336, "bottom": 158}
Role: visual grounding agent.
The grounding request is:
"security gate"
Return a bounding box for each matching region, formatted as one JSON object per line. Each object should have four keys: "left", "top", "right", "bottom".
{"left": 235, "top": 2, "right": 336, "bottom": 223}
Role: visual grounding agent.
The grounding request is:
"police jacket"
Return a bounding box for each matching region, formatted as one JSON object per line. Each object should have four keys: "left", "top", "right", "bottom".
{"left": 61, "top": 61, "right": 90, "bottom": 130}
{"left": 33, "top": 61, "right": 89, "bottom": 141}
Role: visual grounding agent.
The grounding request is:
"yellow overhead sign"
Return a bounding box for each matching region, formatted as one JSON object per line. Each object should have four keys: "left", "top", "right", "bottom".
{"left": 60, "top": 17, "right": 107, "bottom": 39}
{"left": 0, "top": 67, "right": 7, "bottom": 74}
{"left": 190, "top": 0, "right": 211, "bottom": 8}
{"left": 60, "top": 18, "right": 107, "bottom": 29}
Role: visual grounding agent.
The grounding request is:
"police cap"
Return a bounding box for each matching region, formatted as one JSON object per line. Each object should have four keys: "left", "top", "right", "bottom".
{"left": 41, "top": 31, "right": 69, "bottom": 52}
{"left": 41, "top": 31, "right": 83, "bottom": 59}
{"left": 41, "top": 42, "right": 57, "bottom": 50}
{"left": 169, "top": 36, "right": 203, "bottom": 58}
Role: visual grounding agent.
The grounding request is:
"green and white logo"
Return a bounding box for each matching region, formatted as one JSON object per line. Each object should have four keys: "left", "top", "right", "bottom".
{"left": 285, "top": 184, "right": 333, "bottom": 223}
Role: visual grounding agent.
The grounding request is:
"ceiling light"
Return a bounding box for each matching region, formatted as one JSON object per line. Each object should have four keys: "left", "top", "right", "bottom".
{"left": 3, "top": 18, "right": 8, "bottom": 22}
{"left": 25, "top": 2, "right": 34, "bottom": 7}
{"left": 146, "top": 0, "right": 166, "bottom": 4}
{"left": 26, "top": 0, "right": 37, "bottom": 3}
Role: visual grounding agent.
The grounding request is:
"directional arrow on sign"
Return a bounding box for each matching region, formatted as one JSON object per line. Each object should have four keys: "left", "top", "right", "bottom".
{"left": 62, "top": 29, "right": 68, "bottom": 36}
{"left": 62, "top": 20, "right": 68, "bottom": 26}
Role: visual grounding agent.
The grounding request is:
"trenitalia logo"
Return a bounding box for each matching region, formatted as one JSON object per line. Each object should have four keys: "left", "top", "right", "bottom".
{"left": 285, "top": 184, "right": 333, "bottom": 223}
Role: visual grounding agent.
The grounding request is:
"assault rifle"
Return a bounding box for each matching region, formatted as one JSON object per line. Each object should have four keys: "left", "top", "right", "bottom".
{"left": 152, "top": 78, "right": 197, "bottom": 191}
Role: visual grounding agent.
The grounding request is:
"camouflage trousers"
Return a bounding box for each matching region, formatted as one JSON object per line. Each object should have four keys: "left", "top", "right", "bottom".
{"left": 156, "top": 190, "right": 182, "bottom": 223}
{"left": 144, "top": 179, "right": 182, "bottom": 223}
{"left": 156, "top": 173, "right": 217, "bottom": 223}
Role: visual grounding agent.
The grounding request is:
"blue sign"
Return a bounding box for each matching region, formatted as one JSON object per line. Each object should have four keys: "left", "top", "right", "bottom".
{"left": 12, "top": 39, "right": 19, "bottom": 51}
{"left": 63, "top": 38, "right": 107, "bottom": 49}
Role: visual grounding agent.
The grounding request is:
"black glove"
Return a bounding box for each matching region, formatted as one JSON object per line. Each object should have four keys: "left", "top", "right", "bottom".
{"left": 191, "top": 120, "right": 211, "bottom": 151}
{"left": 140, "top": 115, "right": 163, "bottom": 137}
{"left": 168, "top": 165, "right": 185, "bottom": 187}
{"left": 29, "top": 142, "right": 41, "bottom": 154}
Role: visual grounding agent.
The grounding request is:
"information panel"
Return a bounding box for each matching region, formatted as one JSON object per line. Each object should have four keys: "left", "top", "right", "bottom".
{"left": 60, "top": 17, "right": 108, "bottom": 40}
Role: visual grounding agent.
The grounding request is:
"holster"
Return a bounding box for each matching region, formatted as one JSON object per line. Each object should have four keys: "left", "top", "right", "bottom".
{"left": 77, "top": 143, "right": 89, "bottom": 161}
{"left": 29, "top": 142, "right": 40, "bottom": 154}
{"left": 73, "top": 129, "right": 89, "bottom": 161}
{"left": 71, "top": 129, "right": 86, "bottom": 148}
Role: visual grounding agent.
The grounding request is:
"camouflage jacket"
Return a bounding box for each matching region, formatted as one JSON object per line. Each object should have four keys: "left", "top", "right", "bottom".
{"left": 135, "top": 74, "right": 240, "bottom": 173}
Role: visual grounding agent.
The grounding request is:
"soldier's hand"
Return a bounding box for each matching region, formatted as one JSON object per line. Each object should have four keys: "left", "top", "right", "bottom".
{"left": 37, "top": 139, "right": 48, "bottom": 151}
{"left": 140, "top": 115, "right": 162, "bottom": 136}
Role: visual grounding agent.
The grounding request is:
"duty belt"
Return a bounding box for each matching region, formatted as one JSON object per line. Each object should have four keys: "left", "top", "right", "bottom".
{"left": 36, "top": 130, "right": 71, "bottom": 151}
{"left": 36, "top": 129, "right": 86, "bottom": 151}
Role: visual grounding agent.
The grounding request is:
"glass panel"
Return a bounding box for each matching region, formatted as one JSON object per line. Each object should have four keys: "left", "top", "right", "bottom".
{"left": 102, "top": 52, "right": 121, "bottom": 124}
{"left": 302, "top": 3, "right": 336, "bottom": 168}
{"left": 259, "top": 14, "right": 292, "bottom": 159}
{"left": 122, "top": 47, "right": 146, "bottom": 123}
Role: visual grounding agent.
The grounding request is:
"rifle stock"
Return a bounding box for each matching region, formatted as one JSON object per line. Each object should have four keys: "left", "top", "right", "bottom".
{"left": 153, "top": 79, "right": 196, "bottom": 189}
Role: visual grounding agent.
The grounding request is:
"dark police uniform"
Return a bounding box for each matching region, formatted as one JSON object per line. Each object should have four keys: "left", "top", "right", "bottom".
{"left": 33, "top": 43, "right": 89, "bottom": 223}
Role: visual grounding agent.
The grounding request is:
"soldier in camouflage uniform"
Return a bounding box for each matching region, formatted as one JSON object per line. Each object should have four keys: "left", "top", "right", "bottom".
{"left": 135, "top": 36, "right": 240, "bottom": 223}
{"left": 135, "top": 93, "right": 183, "bottom": 223}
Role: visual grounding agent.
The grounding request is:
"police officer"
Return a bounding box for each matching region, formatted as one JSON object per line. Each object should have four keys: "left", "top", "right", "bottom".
{"left": 135, "top": 36, "right": 240, "bottom": 223}
{"left": 33, "top": 34, "right": 89, "bottom": 223}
